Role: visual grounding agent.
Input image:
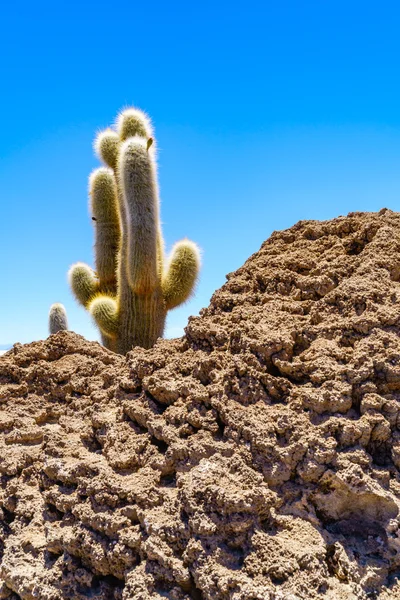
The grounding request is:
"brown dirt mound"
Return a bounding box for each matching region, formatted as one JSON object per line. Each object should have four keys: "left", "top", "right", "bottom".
{"left": 1, "top": 210, "right": 400, "bottom": 600}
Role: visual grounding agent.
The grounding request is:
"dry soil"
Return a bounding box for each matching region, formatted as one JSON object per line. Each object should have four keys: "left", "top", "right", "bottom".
{"left": 1, "top": 210, "right": 400, "bottom": 599}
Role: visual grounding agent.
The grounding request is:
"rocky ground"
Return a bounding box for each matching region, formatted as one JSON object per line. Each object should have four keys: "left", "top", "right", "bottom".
{"left": 1, "top": 209, "right": 400, "bottom": 599}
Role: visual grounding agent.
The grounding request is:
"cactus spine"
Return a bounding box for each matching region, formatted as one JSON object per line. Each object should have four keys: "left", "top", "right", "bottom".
{"left": 49, "top": 303, "right": 68, "bottom": 334}
{"left": 69, "top": 107, "right": 200, "bottom": 354}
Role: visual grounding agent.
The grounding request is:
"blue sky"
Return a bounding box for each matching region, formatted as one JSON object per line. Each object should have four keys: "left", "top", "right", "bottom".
{"left": 2, "top": 1, "right": 400, "bottom": 348}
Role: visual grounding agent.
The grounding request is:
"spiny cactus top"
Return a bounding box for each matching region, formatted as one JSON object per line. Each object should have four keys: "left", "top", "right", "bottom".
{"left": 68, "top": 107, "right": 201, "bottom": 354}
{"left": 48, "top": 303, "right": 68, "bottom": 335}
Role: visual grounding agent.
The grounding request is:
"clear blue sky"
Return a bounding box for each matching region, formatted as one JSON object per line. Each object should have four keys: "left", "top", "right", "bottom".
{"left": 2, "top": 0, "right": 400, "bottom": 348}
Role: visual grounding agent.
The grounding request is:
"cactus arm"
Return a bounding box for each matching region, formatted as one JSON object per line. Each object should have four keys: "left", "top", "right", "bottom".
{"left": 118, "top": 137, "right": 159, "bottom": 294}
{"left": 89, "top": 295, "right": 119, "bottom": 338}
{"left": 117, "top": 108, "right": 153, "bottom": 141}
{"left": 94, "top": 129, "right": 120, "bottom": 170}
{"left": 89, "top": 168, "right": 120, "bottom": 292}
{"left": 68, "top": 262, "right": 99, "bottom": 307}
{"left": 49, "top": 303, "right": 68, "bottom": 334}
{"left": 162, "top": 240, "right": 201, "bottom": 310}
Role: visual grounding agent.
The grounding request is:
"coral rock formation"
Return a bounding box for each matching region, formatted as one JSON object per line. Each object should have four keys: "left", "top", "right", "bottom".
{"left": 1, "top": 210, "right": 400, "bottom": 599}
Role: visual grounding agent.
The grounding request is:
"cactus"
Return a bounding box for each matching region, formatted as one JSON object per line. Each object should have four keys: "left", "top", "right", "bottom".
{"left": 49, "top": 303, "right": 68, "bottom": 334}
{"left": 68, "top": 107, "right": 201, "bottom": 354}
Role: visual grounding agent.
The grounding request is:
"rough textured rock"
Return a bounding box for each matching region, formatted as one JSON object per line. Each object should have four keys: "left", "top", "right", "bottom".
{"left": 1, "top": 209, "right": 400, "bottom": 599}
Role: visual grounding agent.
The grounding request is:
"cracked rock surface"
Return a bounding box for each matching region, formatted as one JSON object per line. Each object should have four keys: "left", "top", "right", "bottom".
{"left": 1, "top": 210, "right": 400, "bottom": 599}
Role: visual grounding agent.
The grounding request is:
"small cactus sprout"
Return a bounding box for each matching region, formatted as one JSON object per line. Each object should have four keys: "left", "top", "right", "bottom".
{"left": 69, "top": 107, "right": 201, "bottom": 354}
{"left": 49, "top": 303, "right": 68, "bottom": 334}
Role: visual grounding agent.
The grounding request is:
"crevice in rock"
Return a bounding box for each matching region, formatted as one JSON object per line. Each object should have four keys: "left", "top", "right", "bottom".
{"left": 151, "top": 436, "right": 169, "bottom": 454}
{"left": 159, "top": 472, "right": 176, "bottom": 487}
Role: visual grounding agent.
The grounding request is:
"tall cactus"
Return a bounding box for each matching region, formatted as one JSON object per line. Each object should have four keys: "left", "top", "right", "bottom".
{"left": 68, "top": 107, "right": 200, "bottom": 355}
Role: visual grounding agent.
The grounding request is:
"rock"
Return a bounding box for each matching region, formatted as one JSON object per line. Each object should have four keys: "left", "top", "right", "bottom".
{"left": 1, "top": 210, "right": 400, "bottom": 599}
